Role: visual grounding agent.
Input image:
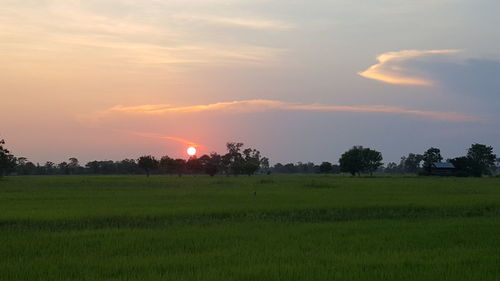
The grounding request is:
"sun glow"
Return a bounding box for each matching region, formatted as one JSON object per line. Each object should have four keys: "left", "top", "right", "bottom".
{"left": 187, "top": 146, "right": 197, "bottom": 156}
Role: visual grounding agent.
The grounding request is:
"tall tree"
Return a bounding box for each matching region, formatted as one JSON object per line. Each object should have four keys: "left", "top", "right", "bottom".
{"left": 221, "top": 143, "right": 266, "bottom": 176}
{"left": 339, "top": 146, "right": 383, "bottom": 176}
{"left": 260, "top": 157, "right": 270, "bottom": 174}
{"left": 137, "top": 155, "right": 159, "bottom": 177}
{"left": 363, "top": 148, "right": 383, "bottom": 175}
{"left": 68, "top": 157, "right": 80, "bottom": 174}
{"left": 467, "top": 143, "right": 496, "bottom": 177}
{"left": 0, "top": 139, "right": 17, "bottom": 177}
{"left": 339, "top": 146, "right": 365, "bottom": 176}
{"left": 223, "top": 142, "right": 245, "bottom": 175}
{"left": 422, "top": 147, "right": 443, "bottom": 174}
{"left": 242, "top": 148, "right": 261, "bottom": 176}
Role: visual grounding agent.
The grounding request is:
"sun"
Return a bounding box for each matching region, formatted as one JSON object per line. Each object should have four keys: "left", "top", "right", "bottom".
{"left": 187, "top": 146, "right": 197, "bottom": 156}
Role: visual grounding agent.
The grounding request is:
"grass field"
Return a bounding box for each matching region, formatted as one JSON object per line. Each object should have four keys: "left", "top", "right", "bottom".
{"left": 1, "top": 175, "right": 500, "bottom": 281}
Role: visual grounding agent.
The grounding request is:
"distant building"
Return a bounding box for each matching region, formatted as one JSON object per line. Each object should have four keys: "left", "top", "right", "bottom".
{"left": 431, "top": 162, "right": 455, "bottom": 176}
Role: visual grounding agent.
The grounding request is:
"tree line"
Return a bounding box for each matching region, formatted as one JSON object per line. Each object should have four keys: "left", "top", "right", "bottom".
{"left": 384, "top": 144, "right": 498, "bottom": 177}
{"left": 272, "top": 144, "right": 498, "bottom": 177}
{"left": 1, "top": 141, "right": 269, "bottom": 177}
{"left": 1, "top": 138, "right": 499, "bottom": 177}
{"left": 135, "top": 142, "right": 269, "bottom": 177}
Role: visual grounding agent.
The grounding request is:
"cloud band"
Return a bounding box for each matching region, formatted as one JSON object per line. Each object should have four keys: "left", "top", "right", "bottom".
{"left": 101, "top": 99, "right": 477, "bottom": 122}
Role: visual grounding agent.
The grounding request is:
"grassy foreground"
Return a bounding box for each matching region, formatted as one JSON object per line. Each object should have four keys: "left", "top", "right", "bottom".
{"left": 1, "top": 175, "right": 499, "bottom": 280}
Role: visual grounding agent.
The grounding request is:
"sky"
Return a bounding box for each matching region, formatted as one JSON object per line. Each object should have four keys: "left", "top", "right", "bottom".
{"left": 1, "top": 0, "right": 500, "bottom": 165}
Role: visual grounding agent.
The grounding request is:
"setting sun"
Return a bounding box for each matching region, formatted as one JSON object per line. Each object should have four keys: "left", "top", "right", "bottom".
{"left": 187, "top": 146, "right": 197, "bottom": 156}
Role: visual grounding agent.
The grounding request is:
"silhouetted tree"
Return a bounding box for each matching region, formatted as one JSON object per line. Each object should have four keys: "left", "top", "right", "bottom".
{"left": 340, "top": 146, "right": 364, "bottom": 176}
{"left": 272, "top": 163, "right": 284, "bottom": 173}
{"left": 15, "top": 157, "right": 36, "bottom": 175}
{"left": 25, "top": 162, "right": 37, "bottom": 174}
{"left": 363, "top": 148, "right": 383, "bottom": 175}
{"left": 0, "top": 139, "right": 17, "bottom": 177}
{"left": 86, "top": 161, "right": 100, "bottom": 174}
{"left": 449, "top": 156, "right": 472, "bottom": 177}
{"left": 116, "top": 159, "right": 140, "bottom": 174}
{"left": 339, "top": 146, "right": 383, "bottom": 176}
{"left": 331, "top": 164, "right": 341, "bottom": 174}
{"left": 222, "top": 142, "right": 265, "bottom": 176}
{"left": 422, "top": 147, "right": 443, "bottom": 174}
{"left": 186, "top": 156, "right": 203, "bottom": 174}
{"left": 199, "top": 153, "right": 222, "bottom": 176}
{"left": 58, "top": 161, "right": 70, "bottom": 174}
{"left": 172, "top": 159, "right": 186, "bottom": 176}
{"left": 467, "top": 143, "right": 496, "bottom": 177}
{"left": 259, "top": 157, "right": 270, "bottom": 174}
{"left": 137, "top": 155, "right": 159, "bottom": 177}
{"left": 319, "top": 162, "right": 333, "bottom": 173}
{"left": 301, "top": 162, "right": 319, "bottom": 173}
{"left": 283, "top": 163, "right": 297, "bottom": 173}
{"left": 400, "top": 153, "right": 423, "bottom": 173}
{"left": 271, "top": 162, "right": 323, "bottom": 174}
{"left": 68, "top": 157, "right": 80, "bottom": 174}
{"left": 242, "top": 148, "right": 261, "bottom": 176}
{"left": 385, "top": 162, "right": 400, "bottom": 174}
{"left": 159, "top": 156, "right": 175, "bottom": 174}
{"left": 88, "top": 160, "right": 116, "bottom": 174}
{"left": 43, "top": 161, "right": 56, "bottom": 175}
{"left": 62, "top": 159, "right": 138, "bottom": 175}
{"left": 223, "top": 142, "right": 245, "bottom": 175}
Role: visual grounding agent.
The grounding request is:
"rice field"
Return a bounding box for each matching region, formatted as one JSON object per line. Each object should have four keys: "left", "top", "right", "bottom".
{"left": 1, "top": 175, "right": 499, "bottom": 280}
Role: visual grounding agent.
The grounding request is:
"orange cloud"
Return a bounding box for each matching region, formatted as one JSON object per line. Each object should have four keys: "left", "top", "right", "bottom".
{"left": 97, "top": 99, "right": 478, "bottom": 122}
{"left": 108, "top": 100, "right": 284, "bottom": 115}
{"left": 359, "top": 49, "right": 460, "bottom": 86}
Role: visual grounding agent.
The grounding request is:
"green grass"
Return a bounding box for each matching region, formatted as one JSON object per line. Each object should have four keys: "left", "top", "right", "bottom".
{"left": 1, "top": 175, "right": 500, "bottom": 280}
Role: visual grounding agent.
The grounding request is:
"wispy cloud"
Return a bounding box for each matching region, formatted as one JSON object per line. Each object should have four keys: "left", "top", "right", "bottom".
{"left": 174, "top": 14, "right": 295, "bottom": 30}
{"left": 0, "top": 0, "right": 287, "bottom": 73}
{"left": 43, "top": 34, "right": 283, "bottom": 66}
{"left": 125, "top": 131, "right": 200, "bottom": 147}
{"left": 359, "top": 49, "right": 460, "bottom": 86}
{"left": 97, "top": 99, "right": 478, "bottom": 122}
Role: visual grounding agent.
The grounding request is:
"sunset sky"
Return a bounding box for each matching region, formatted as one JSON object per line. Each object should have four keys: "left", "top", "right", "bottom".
{"left": 1, "top": 0, "right": 499, "bottom": 164}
